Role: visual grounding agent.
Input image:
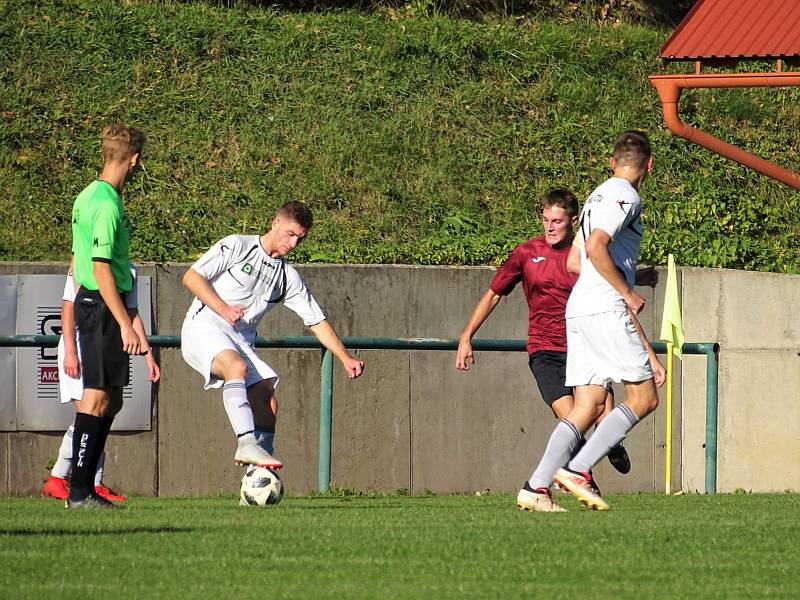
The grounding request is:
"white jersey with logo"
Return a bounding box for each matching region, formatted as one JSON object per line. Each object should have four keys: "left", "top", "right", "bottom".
{"left": 184, "top": 234, "right": 325, "bottom": 340}
{"left": 566, "top": 177, "right": 643, "bottom": 318}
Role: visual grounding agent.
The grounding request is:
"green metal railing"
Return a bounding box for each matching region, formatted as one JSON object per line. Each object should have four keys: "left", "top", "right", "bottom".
{"left": 0, "top": 335, "right": 720, "bottom": 494}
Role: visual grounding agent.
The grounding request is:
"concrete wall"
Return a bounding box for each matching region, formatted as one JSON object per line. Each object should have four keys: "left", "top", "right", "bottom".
{"left": 679, "top": 268, "right": 800, "bottom": 493}
{"left": 1, "top": 262, "right": 796, "bottom": 496}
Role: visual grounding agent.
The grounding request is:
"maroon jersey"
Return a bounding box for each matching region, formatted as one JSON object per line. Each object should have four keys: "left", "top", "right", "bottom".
{"left": 490, "top": 236, "right": 577, "bottom": 355}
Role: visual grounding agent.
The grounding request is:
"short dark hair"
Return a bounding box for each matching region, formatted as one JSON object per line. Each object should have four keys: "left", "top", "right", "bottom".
{"left": 278, "top": 200, "right": 313, "bottom": 230}
{"left": 543, "top": 188, "right": 579, "bottom": 219}
{"left": 102, "top": 123, "right": 145, "bottom": 163}
{"left": 612, "top": 130, "right": 651, "bottom": 169}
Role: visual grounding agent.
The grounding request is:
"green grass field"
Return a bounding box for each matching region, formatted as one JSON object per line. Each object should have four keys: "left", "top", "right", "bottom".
{"left": 2, "top": 493, "right": 798, "bottom": 598}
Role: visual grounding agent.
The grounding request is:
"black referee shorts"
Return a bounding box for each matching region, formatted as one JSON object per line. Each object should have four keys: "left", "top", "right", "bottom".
{"left": 528, "top": 350, "right": 572, "bottom": 407}
{"left": 74, "top": 288, "right": 130, "bottom": 389}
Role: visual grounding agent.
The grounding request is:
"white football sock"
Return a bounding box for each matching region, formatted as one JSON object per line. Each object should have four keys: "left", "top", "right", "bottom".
{"left": 51, "top": 425, "right": 74, "bottom": 479}
{"left": 528, "top": 419, "right": 582, "bottom": 489}
{"left": 569, "top": 404, "right": 639, "bottom": 473}
{"left": 94, "top": 451, "right": 106, "bottom": 487}
{"left": 222, "top": 379, "right": 254, "bottom": 437}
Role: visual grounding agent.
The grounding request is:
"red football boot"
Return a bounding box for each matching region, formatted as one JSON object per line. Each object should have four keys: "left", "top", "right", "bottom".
{"left": 41, "top": 476, "right": 69, "bottom": 500}
{"left": 95, "top": 484, "right": 126, "bottom": 502}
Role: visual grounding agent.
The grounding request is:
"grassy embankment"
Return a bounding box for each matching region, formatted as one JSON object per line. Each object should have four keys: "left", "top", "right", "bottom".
{"left": 2, "top": 1, "right": 798, "bottom": 271}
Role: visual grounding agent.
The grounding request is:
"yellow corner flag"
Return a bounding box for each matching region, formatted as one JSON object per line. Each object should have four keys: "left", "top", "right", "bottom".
{"left": 659, "top": 254, "right": 684, "bottom": 360}
{"left": 660, "top": 254, "right": 684, "bottom": 494}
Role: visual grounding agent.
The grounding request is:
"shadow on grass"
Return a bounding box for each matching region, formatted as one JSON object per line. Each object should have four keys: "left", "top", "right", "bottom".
{"left": 0, "top": 525, "right": 196, "bottom": 537}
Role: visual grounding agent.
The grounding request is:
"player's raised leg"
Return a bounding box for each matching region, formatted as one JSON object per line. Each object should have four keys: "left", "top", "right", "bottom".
{"left": 211, "top": 350, "right": 282, "bottom": 469}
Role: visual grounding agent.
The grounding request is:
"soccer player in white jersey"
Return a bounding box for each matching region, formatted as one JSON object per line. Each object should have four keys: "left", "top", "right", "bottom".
{"left": 41, "top": 267, "right": 160, "bottom": 502}
{"left": 518, "top": 131, "right": 665, "bottom": 512}
{"left": 181, "top": 201, "right": 364, "bottom": 470}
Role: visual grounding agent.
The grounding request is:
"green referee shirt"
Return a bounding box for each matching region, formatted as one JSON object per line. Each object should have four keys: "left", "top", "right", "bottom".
{"left": 71, "top": 180, "right": 132, "bottom": 293}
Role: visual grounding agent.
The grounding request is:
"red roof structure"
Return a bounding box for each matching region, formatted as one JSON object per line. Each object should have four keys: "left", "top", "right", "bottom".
{"left": 661, "top": 0, "right": 800, "bottom": 62}
{"left": 650, "top": 0, "right": 800, "bottom": 189}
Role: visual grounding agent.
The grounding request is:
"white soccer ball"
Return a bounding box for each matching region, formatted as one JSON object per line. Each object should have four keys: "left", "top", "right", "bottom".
{"left": 239, "top": 465, "right": 283, "bottom": 506}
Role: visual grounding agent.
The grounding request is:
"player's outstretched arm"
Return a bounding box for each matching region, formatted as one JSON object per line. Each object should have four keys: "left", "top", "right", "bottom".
{"left": 308, "top": 320, "right": 364, "bottom": 379}
{"left": 61, "top": 299, "right": 80, "bottom": 379}
{"left": 627, "top": 309, "right": 666, "bottom": 388}
{"left": 456, "top": 289, "right": 502, "bottom": 371}
{"left": 182, "top": 268, "right": 245, "bottom": 326}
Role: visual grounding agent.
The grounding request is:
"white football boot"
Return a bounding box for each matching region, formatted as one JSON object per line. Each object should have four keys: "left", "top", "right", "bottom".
{"left": 234, "top": 434, "right": 283, "bottom": 469}
{"left": 516, "top": 484, "right": 567, "bottom": 512}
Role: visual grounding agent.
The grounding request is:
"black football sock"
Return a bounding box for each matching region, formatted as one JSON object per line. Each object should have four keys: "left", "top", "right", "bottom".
{"left": 87, "top": 416, "right": 114, "bottom": 490}
{"left": 68, "top": 413, "right": 103, "bottom": 501}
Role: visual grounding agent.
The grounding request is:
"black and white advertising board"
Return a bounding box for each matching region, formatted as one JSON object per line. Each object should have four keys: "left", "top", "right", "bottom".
{"left": 0, "top": 274, "right": 153, "bottom": 431}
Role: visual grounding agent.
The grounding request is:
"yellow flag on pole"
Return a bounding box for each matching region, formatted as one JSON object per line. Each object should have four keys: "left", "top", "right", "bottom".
{"left": 659, "top": 254, "right": 684, "bottom": 360}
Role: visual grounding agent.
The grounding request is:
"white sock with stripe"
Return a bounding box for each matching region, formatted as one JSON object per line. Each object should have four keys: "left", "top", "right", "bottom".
{"left": 568, "top": 404, "right": 639, "bottom": 474}
{"left": 222, "top": 379, "right": 254, "bottom": 437}
{"left": 51, "top": 425, "right": 74, "bottom": 479}
{"left": 528, "top": 419, "right": 583, "bottom": 490}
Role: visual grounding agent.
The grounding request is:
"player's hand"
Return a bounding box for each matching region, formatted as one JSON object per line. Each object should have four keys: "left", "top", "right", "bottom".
{"left": 455, "top": 339, "right": 474, "bottom": 371}
{"left": 63, "top": 351, "right": 81, "bottom": 379}
{"left": 144, "top": 352, "right": 161, "bottom": 382}
{"left": 651, "top": 355, "right": 666, "bottom": 388}
{"left": 220, "top": 304, "right": 246, "bottom": 326}
{"left": 342, "top": 356, "right": 364, "bottom": 379}
{"left": 623, "top": 289, "right": 646, "bottom": 314}
{"left": 121, "top": 323, "right": 141, "bottom": 355}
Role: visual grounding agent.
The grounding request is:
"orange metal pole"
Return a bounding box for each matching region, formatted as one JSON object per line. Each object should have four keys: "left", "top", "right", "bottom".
{"left": 649, "top": 73, "right": 800, "bottom": 190}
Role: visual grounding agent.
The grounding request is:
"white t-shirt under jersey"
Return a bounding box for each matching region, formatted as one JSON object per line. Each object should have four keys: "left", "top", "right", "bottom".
{"left": 185, "top": 234, "right": 325, "bottom": 337}
{"left": 566, "top": 177, "right": 643, "bottom": 318}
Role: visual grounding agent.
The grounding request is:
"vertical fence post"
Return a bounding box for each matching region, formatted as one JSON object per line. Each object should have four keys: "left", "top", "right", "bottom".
{"left": 318, "top": 348, "right": 334, "bottom": 493}
{"left": 704, "top": 345, "right": 720, "bottom": 494}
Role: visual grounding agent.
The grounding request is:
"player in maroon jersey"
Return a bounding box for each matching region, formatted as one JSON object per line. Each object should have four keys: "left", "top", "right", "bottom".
{"left": 455, "top": 188, "right": 630, "bottom": 511}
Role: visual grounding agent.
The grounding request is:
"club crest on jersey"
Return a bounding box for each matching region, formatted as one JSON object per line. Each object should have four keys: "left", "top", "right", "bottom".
{"left": 241, "top": 262, "right": 254, "bottom": 275}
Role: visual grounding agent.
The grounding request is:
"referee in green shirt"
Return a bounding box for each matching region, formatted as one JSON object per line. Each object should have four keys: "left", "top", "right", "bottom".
{"left": 67, "top": 124, "right": 145, "bottom": 509}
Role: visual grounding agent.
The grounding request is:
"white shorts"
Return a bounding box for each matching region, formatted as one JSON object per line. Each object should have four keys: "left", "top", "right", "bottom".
{"left": 181, "top": 316, "right": 278, "bottom": 390}
{"left": 57, "top": 336, "right": 83, "bottom": 403}
{"left": 565, "top": 310, "right": 653, "bottom": 388}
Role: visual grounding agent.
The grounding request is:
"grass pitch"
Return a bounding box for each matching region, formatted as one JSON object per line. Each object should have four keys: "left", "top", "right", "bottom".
{"left": 2, "top": 493, "right": 798, "bottom": 599}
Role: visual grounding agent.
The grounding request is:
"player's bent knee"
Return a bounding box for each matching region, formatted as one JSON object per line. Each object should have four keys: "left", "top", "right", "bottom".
{"left": 223, "top": 360, "right": 248, "bottom": 381}
{"left": 628, "top": 387, "right": 659, "bottom": 418}
{"left": 211, "top": 350, "right": 249, "bottom": 381}
{"left": 104, "top": 390, "right": 124, "bottom": 418}
{"left": 76, "top": 388, "right": 111, "bottom": 417}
